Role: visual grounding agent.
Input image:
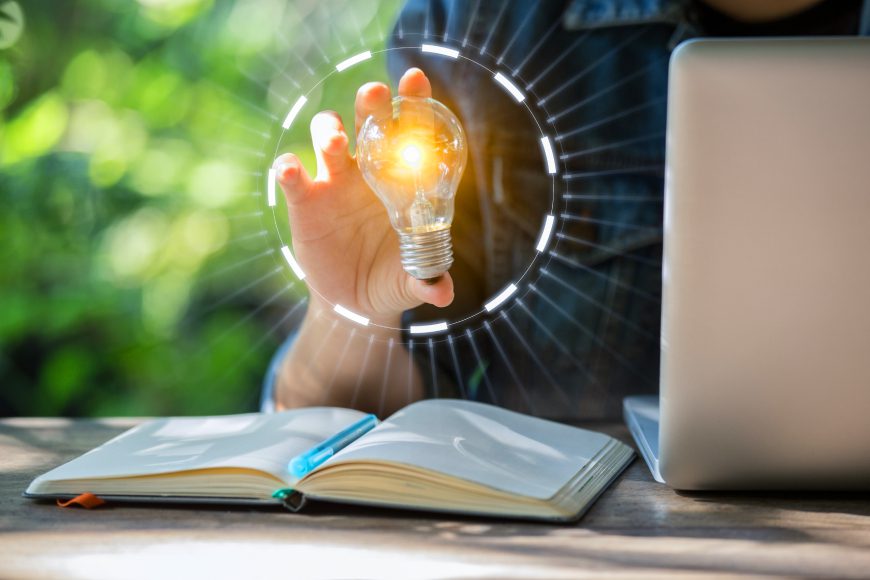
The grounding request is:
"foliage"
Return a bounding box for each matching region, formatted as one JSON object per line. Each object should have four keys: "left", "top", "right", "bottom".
{"left": 0, "top": 0, "right": 401, "bottom": 417}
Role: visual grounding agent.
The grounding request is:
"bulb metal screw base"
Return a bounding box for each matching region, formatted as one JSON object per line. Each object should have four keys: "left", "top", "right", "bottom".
{"left": 399, "top": 227, "right": 454, "bottom": 280}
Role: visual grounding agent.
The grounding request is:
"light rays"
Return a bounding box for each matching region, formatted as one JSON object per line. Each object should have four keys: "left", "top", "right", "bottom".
{"left": 514, "top": 297, "right": 604, "bottom": 395}
{"left": 200, "top": 248, "right": 274, "bottom": 281}
{"left": 407, "top": 339, "right": 416, "bottom": 405}
{"left": 428, "top": 338, "right": 439, "bottom": 398}
{"left": 553, "top": 99, "right": 662, "bottom": 141}
{"left": 529, "top": 283, "right": 654, "bottom": 385}
{"left": 442, "top": 0, "right": 454, "bottom": 42}
{"left": 227, "top": 210, "right": 263, "bottom": 220}
{"left": 295, "top": 52, "right": 316, "bottom": 76}
{"left": 260, "top": 53, "right": 302, "bottom": 90}
{"left": 347, "top": 0, "right": 367, "bottom": 47}
{"left": 304, "top": 23, "right": 331, "bottom": 63}
{"left": 461, "top": 0, "right": 482, "bottom": 47}
{"left": 546, "top": 59, "right": 665, "bottom": 124}
{"left": 246, "top": 297, "right": 309, "bottom": 361}
{"left": 525, "top": 32, "right": 590, "bottom": 90}
{"left": 446, "top": 334, "right": 466, "bottom": 399}
{"left": 499, "top": 310, "right": 571, "bottom": 406}
{"left": 512, "top": 17, "right": 561, "bottom": 76}
{"left": 214, "top": 140, "right": 267, "bottom": 159}
{"left": 479, "top": 1, "right": 510, "bottom": 56}
{"left": 559, "top": 131, "right": 665, "bottom": 161}
{"left": 484, "top": 320, "right": 533, "bottom": 413}
{"left": 200, "top": 266, "right": 282, "bottom": 314}
{"left": 211, "top": 296, "right": 309, "bottom": 394}
{"left": 497, "top": 2, "right": 538, "bottom": 65}
{"left": 562, "top": 165, "right": 662, "bottom": 180}
{"left": 541, "top": 268, "right": 658, "bottom": 341}
{"left": 559, "top": 212, "right": 661, "bottom": 234}
{"left": 562, "top": 193, "right": 663, "bottom": 203}
{"left": 548, "top": 249, "right": 661, "bottom": 304}
{"left": 311, "top": 317, "right": 340, "bottom": 370}
{"left": 210, "top": 113, "right": 271, "bottom": 139}
{"left": 537, "top": 27, "right": 647, "bottom": 106}
{"left": 274, "top": 31, "right": 315, "bottom": 75}
{"left": 374, "top": 12, "right": 386, "bottom": 42}
{"left": 465, "top": 329, "right": 496, "bottom": 403}
{"left": 377, "top": 337, "right": 395, "bottom": 418}
{"left": 224, "top": 230, "right": 268, "bottom": 246}
{"left": 205, "top": 281, "right": 297, "bottom": 350}
{"left": 555, "top": 231, "right": 661, "bottom": 268}
{"left": 332, "top": 17, "right": 348, "bottom": 54}
{"left": 349, "top": 334, "right": 375, "bottom": 408}
{"left": 210, "top": 82, "right": 279, "bottom": 122}
{"left": 323, "top": 327, "right": 356, "bottom": 404}
{"left": 286, "top": 1, "right": 331, "bottom": 63}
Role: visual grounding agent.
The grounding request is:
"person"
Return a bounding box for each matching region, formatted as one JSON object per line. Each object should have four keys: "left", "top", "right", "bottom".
{"left": 264, "top": 0, "right": 870, "bottom": 420}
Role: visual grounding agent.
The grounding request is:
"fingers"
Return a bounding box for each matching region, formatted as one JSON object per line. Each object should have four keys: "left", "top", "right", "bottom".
{"left": 406, "top": 272, "right": 454, "bottom": 309}
{"left": 354, "top": 70, "right": 431, "bottom": 140}
{"left": 355, "top": 82, "right": 392, "bottom": 137}
{"left": 273, "top": 152, "right": 314, "bottom": 205}
{"left": 290, "top": 70, "right": 430, "bottom": 188}
{"left": 398, "top": 67, "right": 432, "bottom": 98}
{"left": 310, "top": 111, "right": 352, "bottom": 180}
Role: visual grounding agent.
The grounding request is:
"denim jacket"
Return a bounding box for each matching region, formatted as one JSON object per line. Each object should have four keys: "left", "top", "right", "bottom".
{"left": 264, "top": 0, "right": 870, "bottom": 419}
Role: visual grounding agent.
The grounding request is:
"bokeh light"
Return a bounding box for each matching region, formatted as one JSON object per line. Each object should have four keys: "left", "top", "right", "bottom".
{"left": 0, "top": 0, "right": 402, "bottom": 417}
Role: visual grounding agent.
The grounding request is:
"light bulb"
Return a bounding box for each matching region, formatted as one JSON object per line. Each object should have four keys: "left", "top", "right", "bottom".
{"left": 357, "top": 96, "right": 468, "bottom": 280}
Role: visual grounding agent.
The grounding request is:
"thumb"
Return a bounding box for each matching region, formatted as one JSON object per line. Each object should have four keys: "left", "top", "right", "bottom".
{"left": 405, "top": 273, "right": 455, "bottom": 308}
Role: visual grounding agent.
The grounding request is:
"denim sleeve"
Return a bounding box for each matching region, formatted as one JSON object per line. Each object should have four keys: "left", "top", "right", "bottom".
{"left": 259, "top": 331, "right": 298, "bottom": 413}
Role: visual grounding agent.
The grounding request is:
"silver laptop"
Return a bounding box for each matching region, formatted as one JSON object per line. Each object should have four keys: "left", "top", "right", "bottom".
{"left": 624, "top": 38, "right": 870, "bottom": 490}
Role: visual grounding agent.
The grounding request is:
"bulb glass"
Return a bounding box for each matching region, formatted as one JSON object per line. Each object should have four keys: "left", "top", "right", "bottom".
{"left": 357, "top": 96, "right": 467, "bottom": 235}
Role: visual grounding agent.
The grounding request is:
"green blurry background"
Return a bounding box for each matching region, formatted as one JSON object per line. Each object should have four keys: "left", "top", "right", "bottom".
{"left": 0, "top": 0, "right": 402, "bottom": 417}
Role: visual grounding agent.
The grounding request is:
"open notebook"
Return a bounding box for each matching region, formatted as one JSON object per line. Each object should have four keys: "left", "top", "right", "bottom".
{"left": 25, "top": 399, "right": 634, "bottom": 521}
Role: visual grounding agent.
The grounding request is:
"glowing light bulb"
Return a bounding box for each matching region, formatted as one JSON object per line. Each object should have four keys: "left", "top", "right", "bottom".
{"left": 357, "top": 96, "right": 467, "bottom": 280}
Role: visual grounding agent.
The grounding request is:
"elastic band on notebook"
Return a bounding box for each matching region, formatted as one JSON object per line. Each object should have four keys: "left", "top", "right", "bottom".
{"left": 57, "top": 492, "right": 106, "bottom": 509}
{"left": 271, "top": 488, "right": 294, "bottom": 500}
{"left": 272, "top": 488, "right": 306, "bottom": 512}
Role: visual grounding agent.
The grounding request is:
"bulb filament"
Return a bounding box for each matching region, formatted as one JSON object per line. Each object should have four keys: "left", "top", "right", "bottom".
{"left": 410, "top": 169, "right": 435, "bottom": 229}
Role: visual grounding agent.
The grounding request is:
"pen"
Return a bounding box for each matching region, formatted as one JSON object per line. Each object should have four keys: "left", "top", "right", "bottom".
{"left": 288, "top": 414, "right": 378, "bottom": 479}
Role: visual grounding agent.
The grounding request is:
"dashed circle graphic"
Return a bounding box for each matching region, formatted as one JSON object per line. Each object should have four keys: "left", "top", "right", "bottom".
{"left": 265, "top": 43, "right": 561, "bottom": 336}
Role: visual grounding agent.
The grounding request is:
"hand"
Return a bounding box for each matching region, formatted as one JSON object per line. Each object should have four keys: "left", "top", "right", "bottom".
{"left": 273, "top": 68, "right": 455, "bottom": 325}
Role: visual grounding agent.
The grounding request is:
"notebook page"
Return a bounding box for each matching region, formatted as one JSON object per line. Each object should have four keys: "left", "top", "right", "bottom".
{"left": 327, "top": 399, "right": 612, "bottom": 499}
{"left": 29, "top": 407, "right": 366, "bottom": 489}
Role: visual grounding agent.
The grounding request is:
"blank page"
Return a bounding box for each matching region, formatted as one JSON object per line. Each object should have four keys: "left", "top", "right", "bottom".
{"left": 28, "top": 407, "right": 366, "bottom": 492}
{"left": 327, "top": 399, "right": 611, "bottom": 499}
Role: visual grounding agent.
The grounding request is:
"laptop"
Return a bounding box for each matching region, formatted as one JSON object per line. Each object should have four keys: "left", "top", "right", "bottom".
{"left": 624, "top": 38, "right": 870, "bottom": 490}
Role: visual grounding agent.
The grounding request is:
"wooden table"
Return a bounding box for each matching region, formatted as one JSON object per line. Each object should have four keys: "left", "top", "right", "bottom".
{"left": 1, "top": 417, "right": 868, "bottom": 579}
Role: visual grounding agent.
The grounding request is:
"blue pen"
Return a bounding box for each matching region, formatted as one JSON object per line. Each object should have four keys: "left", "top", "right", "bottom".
{"left": 288, "top": 414, "right": 378, "bottom": 479}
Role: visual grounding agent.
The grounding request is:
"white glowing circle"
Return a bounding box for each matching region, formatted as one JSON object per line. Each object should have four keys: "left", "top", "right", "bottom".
{"left": 400, "top": 144, "right": 423, "bottom": 169}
